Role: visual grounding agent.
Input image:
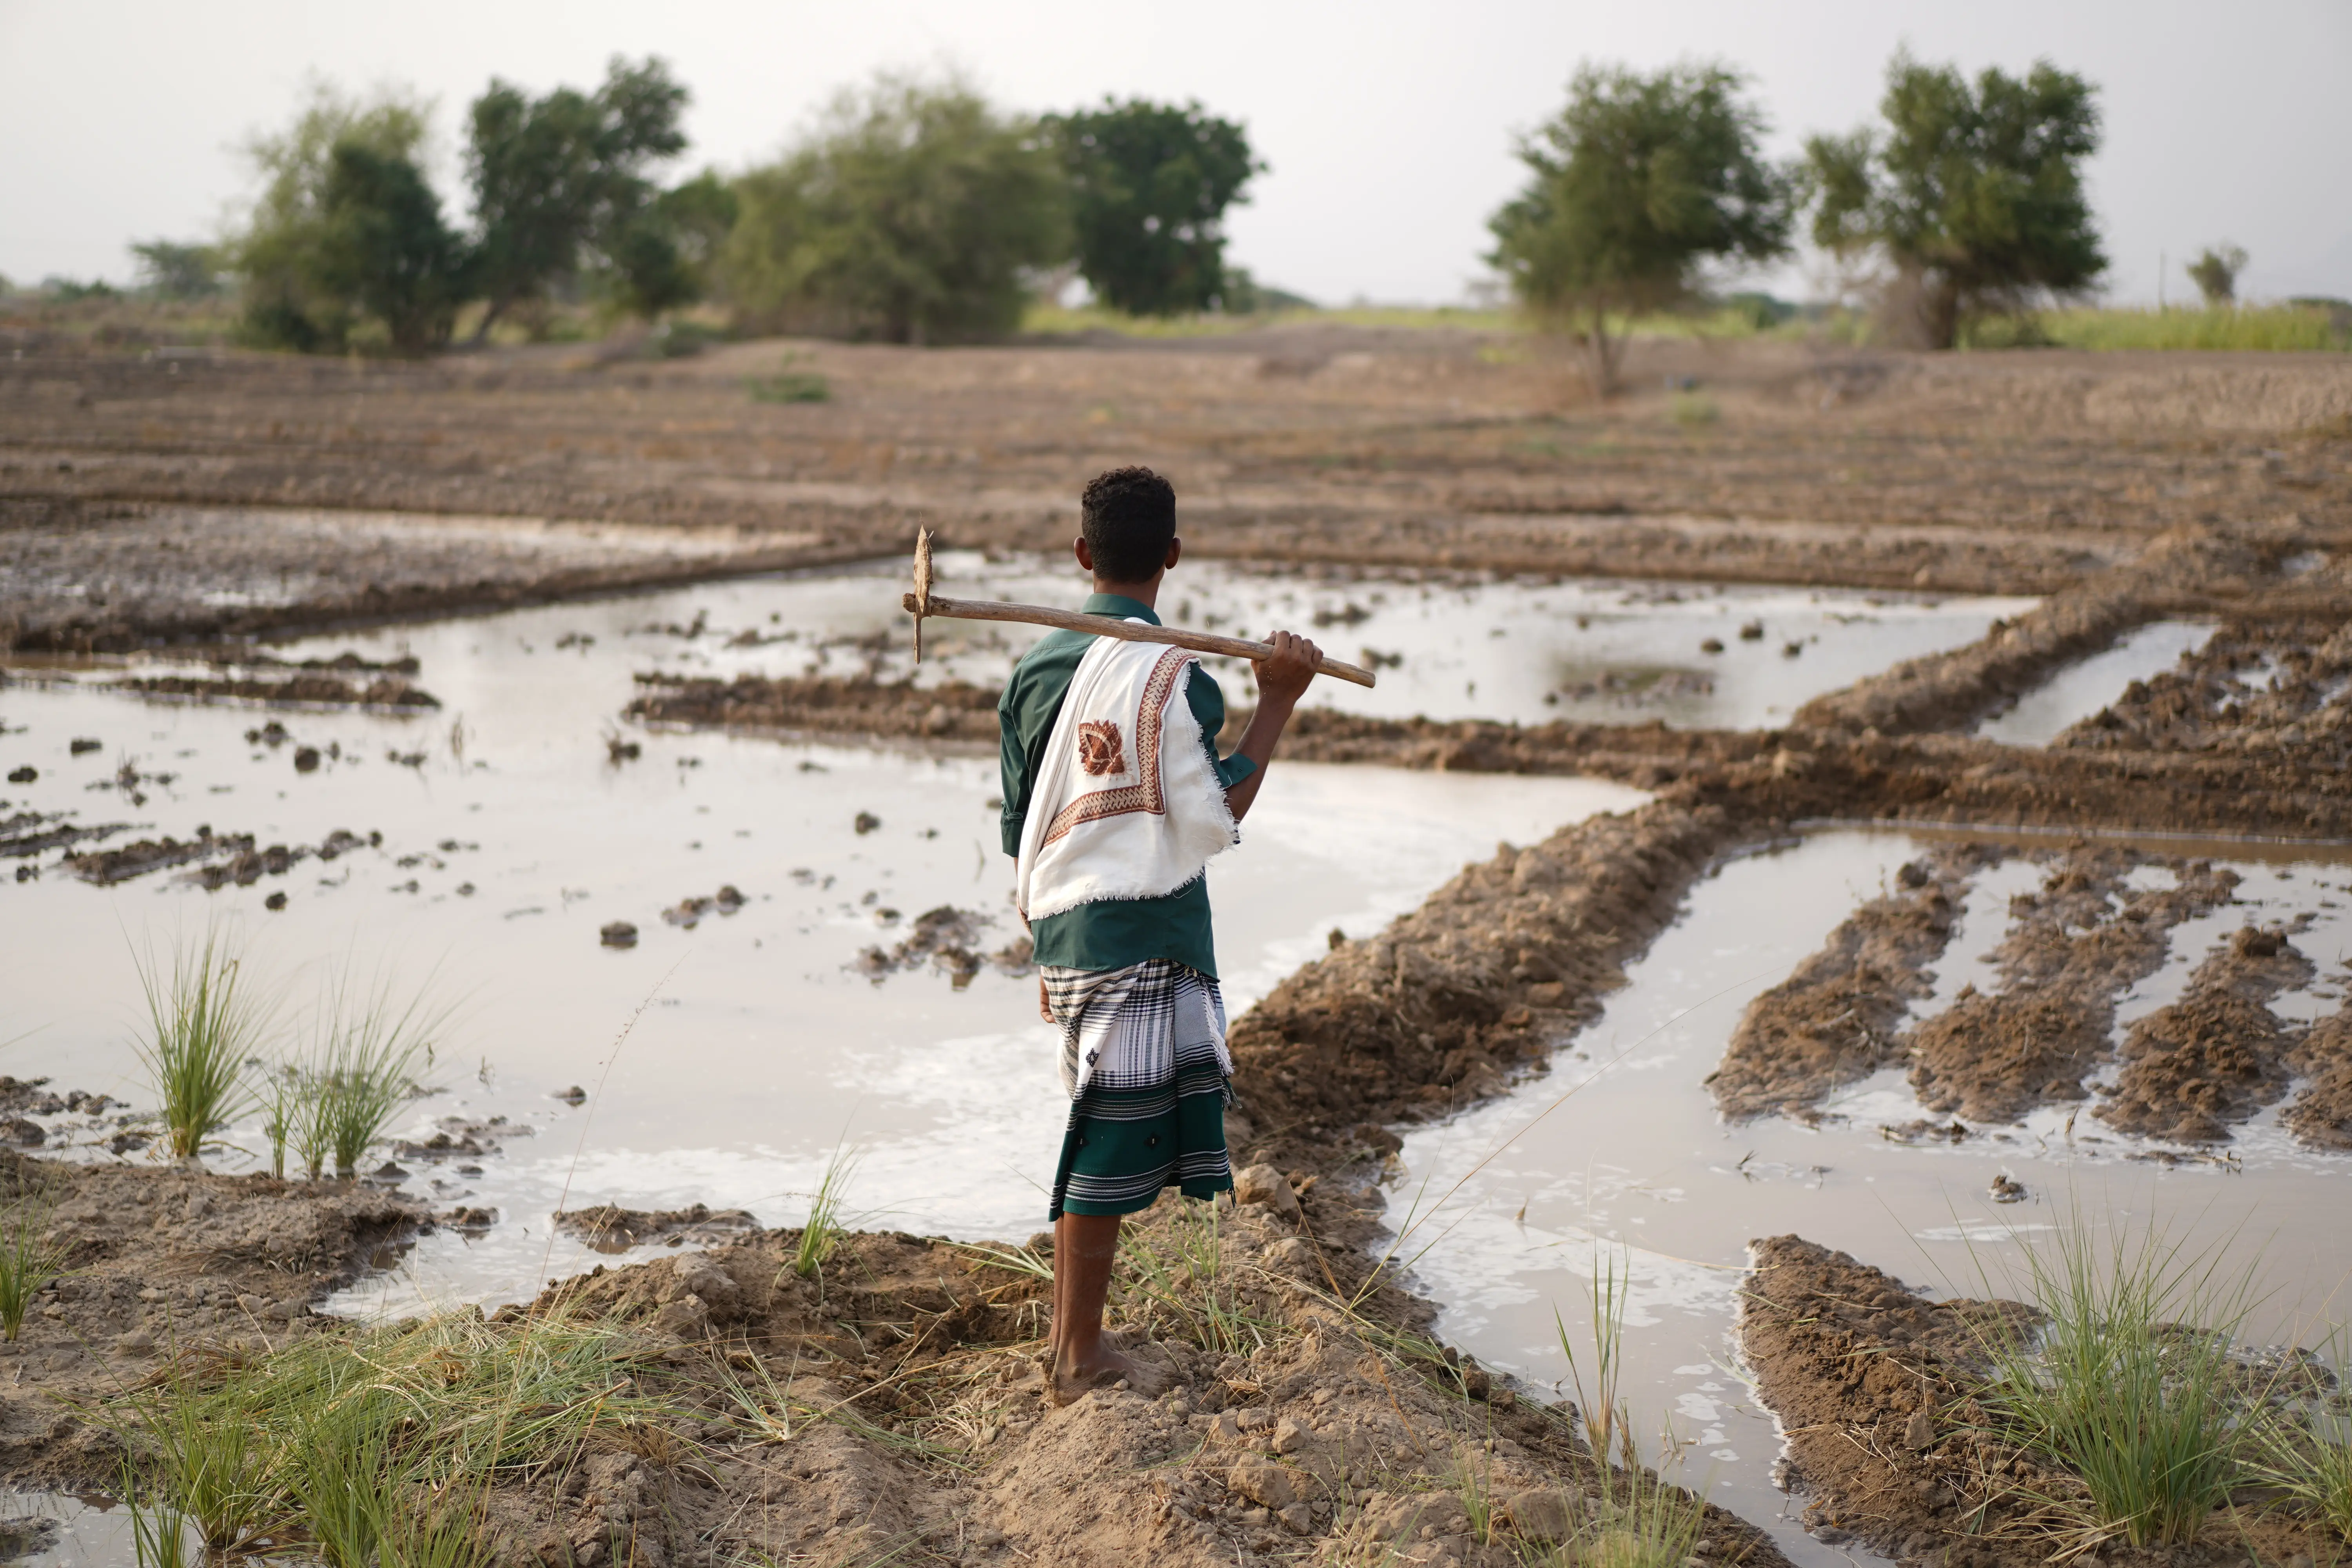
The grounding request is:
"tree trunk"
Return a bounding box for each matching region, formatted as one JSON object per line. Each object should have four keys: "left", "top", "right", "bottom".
{"left": 1922, "top": 273, "right": 1962, "bottom": 351}
{"left": 469, "top": 295, "right": 508, "bottom": 347}
{"left": 1584, "top": 301, "right": 1622, "bottom": 397}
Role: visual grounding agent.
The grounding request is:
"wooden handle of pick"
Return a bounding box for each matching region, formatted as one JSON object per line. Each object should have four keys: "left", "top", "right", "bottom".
{"left": 903, "top": 592, "right": 1379, "bottom": 689}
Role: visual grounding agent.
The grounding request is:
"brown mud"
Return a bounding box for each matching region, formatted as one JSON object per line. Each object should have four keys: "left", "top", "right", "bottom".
{"left": 7, "top": 336, "right": 2350, "bottom": 653}
{"left": 110, "top": 670, "right": 442, "bottom": 709}
{"left": 1905, "top": 852, "right": 2240, "bottom": 1124}
{"left": 0, "top": 1149, "right": 426, "bottom": 1483}
{"left": 1706, "top": 847, "right": 1987, "bottom": 1120}
{"left": 16, "top": 1153, "right": 1792, "bottom": 1568}
{"left": 2100, "top": 925, "right": 2315, "bottom": 1142}
{"left": 1740, "top": 1234, "right": 2337, "bottom": 1568}
{"left": 628, "top": 672, "right": 1002, "bottom": 746}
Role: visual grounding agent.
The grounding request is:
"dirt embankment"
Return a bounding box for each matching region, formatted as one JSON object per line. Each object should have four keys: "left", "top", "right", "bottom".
{"left": 1707, "top": 847, "right": 1988, "bottom": 1120}
{"left": 2100, "top": 925, "right": 2314, "bottom": 1143}
{"left": 1225, "top": 801, "right": 1735, "bottom": 1167}
{"left": 0, "top": 1149, "right": 426, "bottom": 1483}
{"left": 1740, "top": 1234, "right": 2337, "bottom": 1568}
{"left": 2058, "top": 611, "right": 2352, "bottom": 766}
{"left": 627, "top": 672, "right": 1002, "bottom": 745}
{"left": 1906, "top": 851, "right": 2238, "bottom": 1123}
{"left": 28, "top": 1160, "right": 1789, "bottom": 1568}
{"left": 2286, "top": 1007, "right": 2352, "bottom": 1150}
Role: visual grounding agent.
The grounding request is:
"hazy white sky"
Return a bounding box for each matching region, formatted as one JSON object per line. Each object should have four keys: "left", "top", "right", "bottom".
{"left": 4, "top": 0, "right": 2347, "bottom": 307}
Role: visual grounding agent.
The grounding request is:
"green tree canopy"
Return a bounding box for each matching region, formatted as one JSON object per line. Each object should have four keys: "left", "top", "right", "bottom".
{"left": 312, "top": 142, "right": 470, "bottom": 354}
{"left": 465, "top": 56, "right": 690, "bottom": 338}
{"left": 1045, "top": 98, "right": 1260, "bottom": 316}
{"left": 721, "top": 76, "right": 1068, "bottom": 344}
{"left": 1488, "top": 63, "right": 1793, "bottom": 394}
{"left": 1806, "top": 53, "right": 2105, "bottom": 348}
{"left": 130, "top": 240, "right": 223, "bottom": 299}
{"left": 232, "top": 84, "right": 438, "bottom": 351}
{"left": 2187, "top": 243, "right": 2247, "bottom": 308}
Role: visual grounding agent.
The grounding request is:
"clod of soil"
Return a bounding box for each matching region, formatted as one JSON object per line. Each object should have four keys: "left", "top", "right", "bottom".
{"left": 2099, "top": 925, "right": 2314, "bottom": 1142}
{"left": 662, "top": 885, "right": 746, "bottom": 927}
{"left": 599, "top": 921, "right": 639, "bottom": 948}
{"left": 855, "top": 904, "right": 1029, "bottom": 988}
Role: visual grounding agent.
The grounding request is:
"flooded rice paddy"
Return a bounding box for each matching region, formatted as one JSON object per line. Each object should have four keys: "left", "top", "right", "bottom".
{"left": 0, "top": 555, "right": 2296, "bottom": 1563}
{"left": 1975, "top": 618, "right": 2217, "bottom": 745}
{"left": 1392, "top": 829, "right": 2352, "bottom": 1568}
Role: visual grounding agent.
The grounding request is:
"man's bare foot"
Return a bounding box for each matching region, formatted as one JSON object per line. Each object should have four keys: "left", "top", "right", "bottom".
{"left": 1048, "top": 1339, "right": 1167, "bottom": 1405}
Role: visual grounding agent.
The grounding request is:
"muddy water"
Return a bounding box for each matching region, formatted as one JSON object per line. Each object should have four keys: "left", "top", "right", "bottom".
{"left": 609, "top": 551, "right": 2031, "bottom": 730}
{"left": 1975, "top": 618, "right": 2216, "bottom": 745}
{"left": 1390, "top": 829, "right": 2352, "bottom": 1568}
{"left": 0, "top": 567, "right": 1642, "bottom": 1311}
{"left": 0, "top": 1489, "right": 141, "bottom": 1568}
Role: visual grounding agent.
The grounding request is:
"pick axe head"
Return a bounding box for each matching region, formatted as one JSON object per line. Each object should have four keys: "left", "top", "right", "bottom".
{"left": 910, "top": 527, "right": 935, "bottom": 662}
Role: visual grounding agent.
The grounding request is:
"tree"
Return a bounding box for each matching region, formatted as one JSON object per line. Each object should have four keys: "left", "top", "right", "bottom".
{"left": 465, "top": 56, "right": 689, "bottom": 338}
{"left": 1046, "top": 98, "right": 1260, "bottom": 316}
{"left": 130, "top": 241, "right": 223, "bottom": 299}
{"left": 2187, "top": 243, "right": 2247, "bottom": 308}
{"left": 232, "top": 83, "right": 437, "bottom": 351}
{"left": 311, "top": 142, "right": 469, "bottom": 353}
{"left": 1805, "top": 53, "right": 2105, "bottom": 348}
{"left": 1488, "top": 64, "right": 1793, "bottom": 394}
{"left": 721, "top": 75, "right": 1068, "bottom": 344}
{"left": 604, "top": 170, "right": 738, "bottom": 319}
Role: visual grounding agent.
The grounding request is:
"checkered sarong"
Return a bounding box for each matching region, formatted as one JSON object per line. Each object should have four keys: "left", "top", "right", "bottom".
{"left": 1042, "top": 959, "right": 1234, "bottom": 1218}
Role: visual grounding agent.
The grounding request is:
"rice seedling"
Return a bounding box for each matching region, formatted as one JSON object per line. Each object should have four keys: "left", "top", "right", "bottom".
{"left": 131, "top": 926, "right": 270, "bottom": 1166}
{"left": 1552, "top": 1451, "right": 1712, "bottom": 1568}
{"left": 304, "top": 963, "right": 450, "bottom": 1179}
{"left": 2247, "top": 1327, "right": 2352, "bottom": 1540}
{"left": 1554, "top": 1247, "right": 1630, "bottom": 1460}
{"left": 117, "top": 1459, "right": 196, "bottom": 1568}
{"left": 791, "top": 1143, "right": 859, "bottom": 1282}
{"left": 116, "top": 1359, "right": 281, "bottom": 1553}
{"left": 255, "top": 1062, "right": 307, "bottom": 1180}
{"left": 0, "top": 1197, "right": 71, "bottom": 1341}
{"left": 1961, "top": 1204, "right": 2261, "bottom": 1550}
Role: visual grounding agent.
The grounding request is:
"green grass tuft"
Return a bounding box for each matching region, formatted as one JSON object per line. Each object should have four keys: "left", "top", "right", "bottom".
{"left": 1965, "top": 1206, "right": 2261, "bottom": 1550}
{"left": 132, "top": 926, "right": 270, "bottom": 1165}
{"left": 791, "top": 1143, "right": 858, "bottom": 1282}
{"left": 0, "top": 1196, "right": 70, "bottom": 1342}
{"left": 2248, "top": 1327, "right": 2352, "bottom": 1541}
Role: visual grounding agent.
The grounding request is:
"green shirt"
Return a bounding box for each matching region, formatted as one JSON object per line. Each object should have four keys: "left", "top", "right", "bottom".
{"left": 998, "top": 593, "right": 1257, "bottom": 978}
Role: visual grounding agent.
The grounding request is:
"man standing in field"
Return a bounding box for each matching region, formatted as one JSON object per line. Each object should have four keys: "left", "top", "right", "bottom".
{"left": 998, "top": 465, "right": 1323, "bottom": 1403}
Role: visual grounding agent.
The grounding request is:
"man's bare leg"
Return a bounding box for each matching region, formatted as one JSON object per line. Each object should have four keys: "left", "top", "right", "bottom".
{"left": 1050, "top": 1212, "right": 1140, "bottom": 1401}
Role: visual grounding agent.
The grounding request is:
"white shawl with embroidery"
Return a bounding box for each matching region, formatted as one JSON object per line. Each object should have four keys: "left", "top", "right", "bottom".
{"left": 1014, "top": 631, "right": 1240, "bottom": 925}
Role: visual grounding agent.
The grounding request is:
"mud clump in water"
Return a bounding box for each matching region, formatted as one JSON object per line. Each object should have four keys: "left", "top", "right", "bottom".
{"left": 114, "top": 671, "right": 441, "bottom": 710}
{"left": 552, "top": 1201, "right": 761, "bottom": 1253}
{"left": 855, "top": 904, "right": 1029, "bottom": 987}
{"left": 662, "top": 884, "right": 746, "bottom": 927}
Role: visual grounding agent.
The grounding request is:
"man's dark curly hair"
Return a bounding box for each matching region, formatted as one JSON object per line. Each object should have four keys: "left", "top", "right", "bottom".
{"left": 1080, "top": 466, "right": 1177, "bottom": 583}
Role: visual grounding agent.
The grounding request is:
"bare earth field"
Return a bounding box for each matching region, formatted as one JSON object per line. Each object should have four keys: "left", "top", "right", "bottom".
{"left": 6, "top": 328, "right": 2352, "bottom": 1566}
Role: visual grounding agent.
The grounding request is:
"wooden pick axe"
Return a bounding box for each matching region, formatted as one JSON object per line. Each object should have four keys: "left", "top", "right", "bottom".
{"left": 902, "top": 529, "right": 1378, "bottom": 688}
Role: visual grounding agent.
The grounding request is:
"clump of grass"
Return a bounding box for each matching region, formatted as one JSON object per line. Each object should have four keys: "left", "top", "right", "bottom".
{"left": 1965, "top": 1207, "right": 2260, "bottom": 1550}
{"left": 791, "top": 1143, "right": 859, "bottom": 1281}
{"left": 118, "top": 1459, "right": 196, "bottom": 1568}
{"left": 0, "top": 1197, "right": 70, "bottom": 1341}
{"left": 1668, "top": 390, "right": 1719, "bottom": 428}
{"left": 2028, "top": 303, "right": 2352, "bottom": 352}
{"left": 1114, "top": 1202, "right": 1265, "bottom": 1355}
{"left": 747, "top": 354, "right": 829, "bottom": 403}
{"left": 2248, "top": 1327, "right": 2352, "bottom": 1540}
{"left": 132, "top": 927, "right": 270, "bottom": 1166}
{"left": 110, "top": 1304, "right": 670, "bottom": 1563}
{"left": 289, "top": 963, "right": 450, "bottom": 1179}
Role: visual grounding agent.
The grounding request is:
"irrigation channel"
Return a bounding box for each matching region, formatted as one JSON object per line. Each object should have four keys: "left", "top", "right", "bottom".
{"left": 0, "top": 552, "right": 2269, "bottom": 1564}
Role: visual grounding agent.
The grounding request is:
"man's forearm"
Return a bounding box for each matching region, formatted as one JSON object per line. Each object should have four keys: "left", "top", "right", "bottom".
{"left": 1223, "top": 695, "right": 1298, "bottom": 822}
